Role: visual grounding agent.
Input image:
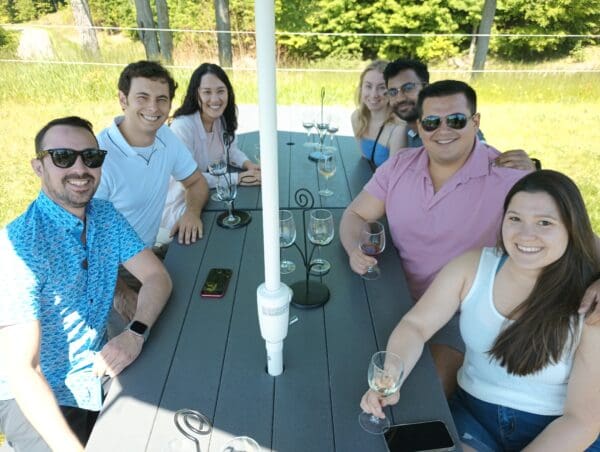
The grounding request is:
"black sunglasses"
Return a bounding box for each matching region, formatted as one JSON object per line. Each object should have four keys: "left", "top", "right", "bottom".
{"left": 385, "top": 82, "right": 424, "bottom": 97}
{"left": 38, "top": 148, "right": 107, "bottom": 169}
{"left": 419, "top": 113, "right": 475, "bottom": 132}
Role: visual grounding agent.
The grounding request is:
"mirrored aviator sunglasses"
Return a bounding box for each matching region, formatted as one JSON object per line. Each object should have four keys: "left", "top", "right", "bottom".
{"left": 39, "top": 148, "right": 107, "bottom": 168}
{"left": 420, "top": 113, "right": 471, "bottom": 132}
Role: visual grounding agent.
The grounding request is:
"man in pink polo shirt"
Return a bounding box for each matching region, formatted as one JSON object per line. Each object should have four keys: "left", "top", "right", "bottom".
{"left": 340, "top": 80, "right": 529, "bottom": 396}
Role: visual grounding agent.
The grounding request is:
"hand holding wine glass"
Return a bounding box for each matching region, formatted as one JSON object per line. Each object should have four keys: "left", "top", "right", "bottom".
{"left": 358, "top": 351, "right": 404, "bottom": 434}
{"left": 359, "top": 221, "right": 386, "bottom": 280}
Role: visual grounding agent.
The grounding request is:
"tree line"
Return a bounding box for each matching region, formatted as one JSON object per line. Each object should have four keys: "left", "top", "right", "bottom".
{"left": 1, "top": 0, "right": 599, "bottom": 63}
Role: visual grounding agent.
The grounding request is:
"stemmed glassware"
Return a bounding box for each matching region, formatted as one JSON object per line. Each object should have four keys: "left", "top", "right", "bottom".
{"left": 317, "top": 151, "right": 336, "bottom": 197}
{"left": 208, "top": 155, "right": 228, "bottom": 201}
{"left": 279, "top": 210, "right": 296, "bottom": 274}
{"left": 358, "top": 351, "right": 404, "bottom": 434}
{"left": 216, "top": 176, "right": 240, "bottom": 227}
{"left": 302, "top": 119, "right": 315, "bottom": 142}
{"left": 221, "top": 436, "right": 261, "bottom": 452}
{"left": 359, "top": 221, "right": 386, "bottom": 280}
{"left": 308, "top": 209, "right": 334, "bottom": 275}
{"left": 327, "top": 123, "right": 339, "bottom": 143}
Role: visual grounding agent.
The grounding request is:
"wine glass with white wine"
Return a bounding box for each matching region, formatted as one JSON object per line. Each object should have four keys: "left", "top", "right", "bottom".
{"left": 317, "top": 151, "right": 336, "bottom": 197}
{"left": 358, "top": 351, "right": 404, "bottom": 434}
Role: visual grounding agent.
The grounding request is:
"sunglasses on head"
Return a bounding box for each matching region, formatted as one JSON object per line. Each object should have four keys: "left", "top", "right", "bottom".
{"left": 385, "top": 82, "right": 424, "bottom": 97}
{"left": 419, "top": 113, "right": 475, "bottom": 132}
{"left": 38, "top": 148, "right": 107, "bottom": 169}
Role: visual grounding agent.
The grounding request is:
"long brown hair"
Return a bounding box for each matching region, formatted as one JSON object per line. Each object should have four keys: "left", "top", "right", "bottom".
{"left": 489, "top": 170, "right": 599, "bottom": 375}
{"left": 354, "top": 60, "right": 393, "bottom": 138}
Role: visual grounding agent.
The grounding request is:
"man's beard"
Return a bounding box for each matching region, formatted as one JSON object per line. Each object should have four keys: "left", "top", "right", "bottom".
{"left": 393, "top": 102, "right": 419, "bottom": 122}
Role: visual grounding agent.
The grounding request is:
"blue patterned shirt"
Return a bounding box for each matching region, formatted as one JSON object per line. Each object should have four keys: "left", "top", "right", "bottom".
{"left": 0, "top": 191, "right": 145, "bottom": 410}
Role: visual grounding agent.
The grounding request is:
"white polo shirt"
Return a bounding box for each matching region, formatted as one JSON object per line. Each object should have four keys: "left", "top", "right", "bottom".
{"left": 95, "top": 116, "right": 198, "bottom": 247}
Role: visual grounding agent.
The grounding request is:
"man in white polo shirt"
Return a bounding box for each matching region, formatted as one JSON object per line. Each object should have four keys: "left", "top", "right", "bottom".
{"left": 96, "top": 60, "right": 209, "bottom": 320}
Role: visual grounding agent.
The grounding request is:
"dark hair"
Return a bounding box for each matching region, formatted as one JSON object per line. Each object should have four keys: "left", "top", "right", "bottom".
{"left": 489, "top": 170, "right": 600, "bottom": 376}
{"left": 416, "top": 80, "right": 477, "bottom": 118}
{"left": 35, "top": 116, "right": 97, "bottom": 154}
{"left": 383, "top": 58, "right": 429, "bottom": 85}
{"left": 118, "top": 60, "right": 177, "bottom": 99}
{"left": 173, "top": 63, "right": 237, "bottom": 137}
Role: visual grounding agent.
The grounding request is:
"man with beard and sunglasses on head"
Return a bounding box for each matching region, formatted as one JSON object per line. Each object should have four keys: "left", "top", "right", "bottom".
{"left": 383, "top": 58, "right": 538, "bottom": 171}
{"left": 0, "top": 117, "right": 172, "bottom": 451}
{"left": 340, "top": 80, "right": 531, "bottom": 398}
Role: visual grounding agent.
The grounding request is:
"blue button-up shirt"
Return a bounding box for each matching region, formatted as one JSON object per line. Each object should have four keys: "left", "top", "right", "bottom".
{"left": 0, "top": 191, "right": 145, "bottom": 410}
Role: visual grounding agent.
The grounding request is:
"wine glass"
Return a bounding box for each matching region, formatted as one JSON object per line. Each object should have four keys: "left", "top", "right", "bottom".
{"left": 302, "top": 119, "right": 315, "bottom": 141}
{"left": 308, "top": 209, "right": 334, "bottom": 276}
{"left": 221, "top": 436, "right": 261, "bottom": 452}
{"left": 327, "top": 123, "right": 339, "bottom": 143}
{"left": 279, "top": 210, "right": 296, "bottom": 274}
{"left": 358, "top": 351, "right": 404, "bottom": 434}
{"left": 208, "top": 155, "right": 228, "bottom": 201}
{"left": 216, "top": 176, "right": 240, "bottom": 227}
{"left": 359, "top": 221, "right": 386, "bottom": 280}
{"left": 315, "top": 121, "right": 329, "bottom": 146}
{"left": 317, "top": 151, "right": 336, "bottom": 197}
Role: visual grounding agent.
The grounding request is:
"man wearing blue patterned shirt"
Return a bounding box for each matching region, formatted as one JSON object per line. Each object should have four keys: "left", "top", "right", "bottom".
{"left": 0, "top": 117, "right": 172, "bottom": 451}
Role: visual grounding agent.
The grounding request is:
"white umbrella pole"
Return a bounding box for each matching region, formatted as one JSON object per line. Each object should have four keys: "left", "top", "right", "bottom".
{"left": 255, "top": 0, "right": 290, "bottom": 377}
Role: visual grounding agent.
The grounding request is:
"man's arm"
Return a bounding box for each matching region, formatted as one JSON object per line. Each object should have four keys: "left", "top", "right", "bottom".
{"left": 169, "top": 169, "right": 209, "bottom": 245}
{"left": 494, "top": 149, "right": 537, "bottom": 171}
{"left": 0, "top": 321, "right": 83, "bottom": 451}
{"left": 339, "top": 190, "right": 386, "bottom": 275}
{"left": 93, "top": 249, "right": 172, "bottom": 378}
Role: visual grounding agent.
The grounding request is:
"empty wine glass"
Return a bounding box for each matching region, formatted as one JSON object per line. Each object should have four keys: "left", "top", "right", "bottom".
{"left": 358, "top": 351, "right": 404, "bottom": 434}
{"left": 208, "top": 155, "right": 228, "bottom": 201}
{"left": 327, "top": 123, "right": 339, "bottom": 143}
{"left": 315, "top": 122, "right": 329, "bottom": 146}
{"left": 318, "top": 151, "right": 336, "bottom": 197}
{"left": 359, "top": 221, "right": 386, "bottom": 280}
{"left": 302, "top": 119, "right": 315, "bottom": 141}
{"left": 308, "top": 209, "right": 334, "bottom": 275}
{"left": 279, "top": 210, "right": 296, "bottom": 274}
{"left": 216, "top": 176, "right": 240, "bottom": 227}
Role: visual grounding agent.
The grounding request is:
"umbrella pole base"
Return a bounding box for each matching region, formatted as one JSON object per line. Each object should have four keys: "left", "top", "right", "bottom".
{"left": 290, "top": 281, "right": 329, "bottom": 309}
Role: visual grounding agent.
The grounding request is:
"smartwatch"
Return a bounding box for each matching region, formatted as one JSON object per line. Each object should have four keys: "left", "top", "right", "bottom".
{"left": 126, "top": 320, "right": 150, "bottom": 342}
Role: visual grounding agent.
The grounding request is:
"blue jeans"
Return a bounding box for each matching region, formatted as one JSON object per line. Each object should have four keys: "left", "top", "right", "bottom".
{"left": 449, "top": 387, "right": 600, "bottom": 452}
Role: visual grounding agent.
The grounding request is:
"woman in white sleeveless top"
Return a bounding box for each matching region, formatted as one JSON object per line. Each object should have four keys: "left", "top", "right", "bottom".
{"left": 361, "top": 170, "right": 600, "bottom": 451}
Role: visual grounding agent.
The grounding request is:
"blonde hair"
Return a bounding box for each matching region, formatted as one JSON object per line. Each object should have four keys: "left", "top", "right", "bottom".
{"left": 354, "top": 60, "right": 392, "bottom": 138}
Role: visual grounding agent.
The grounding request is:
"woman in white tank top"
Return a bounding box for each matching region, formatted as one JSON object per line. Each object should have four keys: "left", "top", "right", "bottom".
{"left": 360, "top": 170, "right": 600, "bottom": 451}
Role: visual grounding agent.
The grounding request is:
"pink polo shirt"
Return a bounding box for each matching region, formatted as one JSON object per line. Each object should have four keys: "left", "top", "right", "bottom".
{"left": 365, "top": 140, "right": 528, "bottom": 301}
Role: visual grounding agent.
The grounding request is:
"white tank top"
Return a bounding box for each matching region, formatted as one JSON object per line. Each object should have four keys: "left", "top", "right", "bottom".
{"left": 457, "top": 247, "right": 583, "bottom": 415}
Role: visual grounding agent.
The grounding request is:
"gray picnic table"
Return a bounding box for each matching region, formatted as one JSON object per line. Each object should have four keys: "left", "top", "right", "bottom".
{"left": 85, "top": 132, "right": 460, "bottom": 452}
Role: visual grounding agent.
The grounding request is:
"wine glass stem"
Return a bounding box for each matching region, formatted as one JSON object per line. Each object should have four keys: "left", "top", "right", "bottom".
{"left": 226, "top": 201, "right": 234, "bottom": 220}
{"left": 324, "top": 176, "right": 329, "bottom": 192}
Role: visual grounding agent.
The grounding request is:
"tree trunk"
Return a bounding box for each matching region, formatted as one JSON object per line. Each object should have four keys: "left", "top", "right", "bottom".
{"left": 155, "top": 0, "right": 173, "bottom": 64}
{"left": 70, "top": 0, "right": 100, "bottom": 57}
{"left": 214, "top": 0, "right": 233, "bottom": 67}
{"left": 471, "top": 0, "right": 496, "bottom": 79}
{"left": 133, "top": 0, "right": 160, "bottom": 60}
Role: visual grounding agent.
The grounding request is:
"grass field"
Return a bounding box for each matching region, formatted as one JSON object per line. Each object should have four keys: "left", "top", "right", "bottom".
{"left": 1, "top": 22, "right": 599, "bottom": 230}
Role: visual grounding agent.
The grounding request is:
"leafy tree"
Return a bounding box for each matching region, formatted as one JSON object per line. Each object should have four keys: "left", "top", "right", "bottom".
{"left": 494, "top": 0, "right": 600, "bottom": 59}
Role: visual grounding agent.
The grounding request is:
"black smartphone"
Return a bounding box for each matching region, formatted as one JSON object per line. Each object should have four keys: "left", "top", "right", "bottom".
{"left": 384, "top": 420, "right": 455, "bottom": 452}
{"left": 200, "top": 268, "right": 233, "bottom": 298}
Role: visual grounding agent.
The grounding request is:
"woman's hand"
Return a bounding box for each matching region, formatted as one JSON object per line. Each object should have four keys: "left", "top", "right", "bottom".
{"left": 244, "top": 160, "right": 261, "bottom": 171}
{"left": 360, "top": 389, "right": 400, "bottom": 419}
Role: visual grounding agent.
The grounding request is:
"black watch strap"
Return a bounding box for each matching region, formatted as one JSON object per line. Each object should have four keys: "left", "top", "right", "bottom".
{"left": 126, "top": 320, "right": 150, "bottom": 342}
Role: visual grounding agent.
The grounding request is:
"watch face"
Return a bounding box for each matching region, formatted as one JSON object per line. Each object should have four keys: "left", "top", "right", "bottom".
{"left": 129, "top": 321, "right": 148, "bottom": 335}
